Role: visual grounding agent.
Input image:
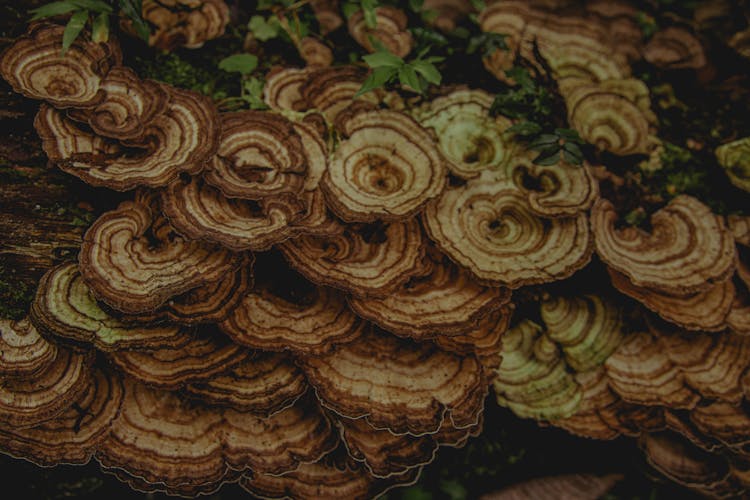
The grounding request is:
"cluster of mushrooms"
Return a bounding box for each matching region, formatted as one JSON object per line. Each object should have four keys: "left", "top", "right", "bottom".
{"left": 0, "top": 0, "right": 749, "bottom": 498}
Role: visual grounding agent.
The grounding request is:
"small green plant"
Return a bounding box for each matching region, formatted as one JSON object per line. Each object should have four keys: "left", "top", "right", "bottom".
{"left": 357, "top": 46, "right": 443, "bottom": 96}
{"left": 525, "top": 128, "right": 586, "bottom": 166}
{"left": 29, "top": 0, "right": 148, "bottom": 53}
{"left": 466, "top": 32, "right": 508, "bottom": 58}
{"left": 217, "top": 53, "right": 267, "bottom": 110}
{"left": 342, "top": 0, "right": 379, "bottom": 28}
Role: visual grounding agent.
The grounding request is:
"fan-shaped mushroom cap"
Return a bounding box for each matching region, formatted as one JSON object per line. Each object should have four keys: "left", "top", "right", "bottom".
{"left": 348, "top": 6, "right": 414, "bottom": 58}
{"left": 716, "top": 137, "right": 750, "bottom": 193}
{"left": 240, "top": 446, "right": 421, "bottom": 500}
{"left": 482, "top": 473, "right": 622, "bottom": 500}
{"left": 279, "top": 218, "right": 426, "bottom": 296}
{"left": 299, "top": 37, "right": 334, "bottom": 67}
{"left": 564, "top": 79, "right": 657, "bottom": 156}
{"left": 609, "top": 268, "right": 735, "bottom": 332}
{"left": 323, "top": 109, "right": 445, "bottom": 222}
{"left": 79, "top": 198, "right": 242, "bottom": 314}
{"left": 142, "top": 0, "right": 230, "bottom": 50}
{"left": 35, "top": 84, "right": 220, "bottom": 190}
{"left": 477, "top": 1, "right": 534, "bottom": 80}
{"left": 0, "top": 344, "right": 93, "bottom": 428}
{"left": 433, "top": 307, "right": 512, "bottom": 372}
{"left": 413, "top": 89, "right": 517, "bottom": 179}
{"left": 542, "top": 44, "right": 630, "bottom": 84}
{"left": 204, "top": 111, "right": 311, "bottom": 199}
{"left": 264, "top": 67, "right": 312, "bottom": 112}
{"left": 184, "top": 352, "right": 307, "bottom": 415}
{"left": 299, "top": 66, "right": 372, "bottom": 122}
{"left": 349, "top": 250, "right": 511, "bottom": 339}
{"left": 423, "top": 170, "right": 593, "bottom": 287}
{"left": 0, "top": 368, "right": 123, "bottom": 466}
{"left": 97, "top": 380, "right": 337, "bottom": 495}
{"left": 300, "top": 328, "right": 486, "bottom": 435}
{"left": 729, "top": 29, "right": 750, "bottom": 59}
{"left": 221, "top": 278, "right": 363, "bottom": 355}
{"left": 67, "top": 67, "right": 168, "bottom": 140}
{"left": 310, "top": 0, "right": 344, "bottom": 35}
{"left": 30, "top": 263, "right": 187, "bottom": 351}
{"left": 0, "top": 318, "right": 57, "bottom": 379}
{"left": 0, "top": 23, "right": 120, "bottom": 108}
{"left": 109, "top": 328, "right": 249, "bottom": 389}
{"left": 690, "top": 402, "right": 750, "bottom": 453}
{"left": 643, "top": 26, "right": 707, "bottom": 70}
{"left": 592, "top": 196, "right": 736, "bottom": 295}
{"left": 604, "top": 331, "right": 700, "bottom": 409}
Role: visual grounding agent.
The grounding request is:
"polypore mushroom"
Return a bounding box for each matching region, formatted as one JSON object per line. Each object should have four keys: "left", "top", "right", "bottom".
{"left": 299, "top": 66, "right": 371, "bottom": 122}
{"left": 591, "top": 195, "right": 736, "bottom": 295}
{"left": 300, "top": 327, "right": 486, "bottom": 435}
{"left": 642, "top": 26, "right": 707, "bottom": 70}
{"left": 184, "top": 352, "right": 308, "bottom": 415}
{"left": 31, "top": 263, "right": 187, "bottom": 351}
{"left": 0, "top": 22, "right": 120, "bottom": 108}
{"left": 348, "top": 6, "right": 414, "bottom": 58}
{"left": 310, "top": 0, "right": 344, "bottom": 35}
{"left": 66, "top": 66, "right": 168, "bottom": 140}
{"left": 35, "top": 83, "right": 221, "bottom": 190}
{"left": 0, "top": 368, "right": 122, "bottom": 466}
{"left": 716, "top": 137, "right": 750, "bottom": 193}
{"left": 263, "top": 67, "right": 313, "bottom": 112}
{"left": 78, "top": 196, "right": 242, "bottom": 314}
{"left": 220, "top": 273, "right": 364, "bottom": 355}
{"left": 0, "top": 318, "right": 57, "bottom": 379}
{"left": 483, "top": 473, "right": 623, "bottom": 500}
{"left": 141, "top": 0, "right": 230, "bottom": 50}
{"left": 299, "top": 37, "right": 334, "bottom": 67}
{"left": 97, "top": 380, "right": 337, "bottom": 496}
{"left": 323, "top": 109, "right": 446, "bottom": 222}
{"left": 348, "top": 249, "right": 511, "bottom": 339}
{"left": 279, "top": 218, "right": 426, "bottom": 296}
{"left": 108, "top": 327, "right": 249, "bottom": 389}
{"left": 423, "top": 170, "right": 593, "bottom": 287}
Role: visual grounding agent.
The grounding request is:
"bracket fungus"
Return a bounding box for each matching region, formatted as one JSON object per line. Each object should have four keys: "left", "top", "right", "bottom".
{"left": 347, "top": 6, "right": 414, "bottom": 58}
{"left": 140, "top": 0, "right": 230, "bottom": 51}
{"left": 0, "top": 318, "right": 57, "bottom": 379}
{"left": 716, "top": 137, "right": 750, "bottom": 193}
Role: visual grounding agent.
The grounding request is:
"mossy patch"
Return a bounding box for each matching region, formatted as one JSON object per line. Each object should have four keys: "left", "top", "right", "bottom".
{"left": 0, "top": 268, "right": 35, "bottom": 320}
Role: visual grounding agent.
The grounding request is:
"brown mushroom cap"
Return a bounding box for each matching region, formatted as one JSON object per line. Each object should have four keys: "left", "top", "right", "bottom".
{"left": 0, "top": 368, "right": 123, "bottom": 466}
{"left": 279, "top": 218, "right": 426, "bottom": 296}
{"left": 348, "top": 250, "right": 511, "bottom": 339}
{"left": 67, "top": 66, "right": 168, "bottom": 140}
{"left": 299, "top": 66, "right": 370, "bottom": 123}
{"left": 142, "top": 0, "right": 230, "bottom": 51}
{"left": 97, "top": 380, "right": 337, "bottom": 495}
{"left": 310, "top": 0, "right": 344, "bottom": 35}
{"left": 35, "top": 84, "right": 220, "bottom": 190}
{"left": 323, "top": 109, "right": 446, "bottom": 222}
{"left": 220, "top": 276, "right": 364, "bottom": 355}
{"left": 0, "top": 318, "right": 57, "bottom": 379}
{"left": 609, "top": 268, "right": 735, "bottom": 331}
{"left": 204, "top": 111, "right": 309, "bottom": 199}
{"left": 0, "top": 23, "right": 119, "bottom": 108}
{"left": 109, "top": 327, "right": 249, "bottom": 389}
{"left": 592, "top": 196, "right": 736, "bottom": 295}
{"left": 423, "top": 171, "right": 593, "bottom": 287}
{"left": 79, "top": 197, "right": 242, "bottom": 314}
{"left": 433, "top": 307, "right": 512, "bottom": 372}
{"left": 0, "top": 344, "right": 93, "bottom": 428}
{"left": 300, "top": 327, "right": 486, "bottom": 435}
{"left": 642, "top": 26, "right": 707, "bottom": 70}
{"left": 348, "top": 6, "right": 414, "bottom": 58}
{"left": 263, "top": 67, "right": 312, "bottom": 112}
{"left": 184, "top": 352, "right": 307, "bottom": 415}
{"left": 484, "top": 473, "right": 623, "bottom": 500}
{"left": 240, "top": 446, "right": 421, "bottom": 500}
{"left": 30, "top": 263, "right": 188, "bottom": 351}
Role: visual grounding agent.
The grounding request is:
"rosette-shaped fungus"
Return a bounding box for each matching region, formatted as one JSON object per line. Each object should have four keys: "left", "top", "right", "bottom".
{"left": 31, "top": 263, "right": 188, "bottom": 350}
{"left": 348, "top": 249, "right": 511, "bottom": 340}
{"left": 35, "top": 83, "right": 221, "bottom": 190}
{"left": 300, "top": 328, "right": 486, "bottom": 435}
{"left": 97, "top": 380, "right": 337, "bottom": 496}
{"left": 592, "top": 195, "right": 736, "bottom": 295}
{"left": 323, "top": 109, "right": 446, "bottom": 221}
{"left": 348, "top": 6, "right": 414, "bottom": 58}
{"left": 716, "top": 137, "right": 750, "bottom": 193}
{"left": 141, "top": 0, "right": 230, "bottom": 50}
{"left": 0, "top": 23, "right": 120, "bottom": 108}
{"left": 424, "top": 169, "right": 593, "bottom": 287}
{"left": 79, "top": 197, "right": 242, "bottom": 314}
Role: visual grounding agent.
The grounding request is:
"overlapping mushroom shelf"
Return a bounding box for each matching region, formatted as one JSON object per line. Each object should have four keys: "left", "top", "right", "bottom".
{"left": 1, "top": 2, "right": 749, "bottom": 497}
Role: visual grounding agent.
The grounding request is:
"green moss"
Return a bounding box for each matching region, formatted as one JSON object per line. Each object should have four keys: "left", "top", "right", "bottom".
{"left": 0, "top": 269, "right": 35, "bottom": 320}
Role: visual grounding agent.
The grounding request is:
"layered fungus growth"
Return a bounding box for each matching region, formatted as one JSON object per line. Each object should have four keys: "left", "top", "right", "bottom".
{"left": 1, "top": 1, "right": 749, "bottom": 498}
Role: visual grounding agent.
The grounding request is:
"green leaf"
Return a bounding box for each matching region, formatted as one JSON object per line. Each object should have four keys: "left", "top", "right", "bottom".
{"left": 533, "top": 149, "right": 561, "bottom": 166}
{"left": 398, "top": 65, "right": 423, "bottom": 92}
{"left": 242, "top": 77, "right": 268, "bottom": 109}
{"left": 91, "top": 11, "right": 109, "bottom": 42}
{"left": 119, "top": 0, "right": 149, "bottom": 41}
{"left": 469, "top": 0, "right": 486, "bottom": 10}
{"left": 355, "top": 66, "right": 396, "bottom": 96}
{"left": 411, "top": 60, "right": 441, "bottom": 85}
{"left": 506, "top": 121, "right": 542, "bottom": 137}
{"left": 555, "top": 127, "right": 583, "bottom": 143}
{"left": 249, "top": 15, "right": 280, "bottom": 41}
{"left": 362, "top": 0, "right": 379, "bottom": 28}
{"left": 528, "top": 134, "right": 559, "bottom": 150}
{"left": 29, "top": 2, "right": 77, "bottom": 21}
{"left": 562, "top": 142, "right": 584, "bottom": 164}
{"left": 362, "top": 50, "right": 403, "bottom": 68}
{"left": 408, "top": 0, "right": 424, "bottom": 12}
{"left": 69, "top": 0, "right": 111, "bottom": 12}
{"left": 61, "top": 9, "right": 88, "bottom": 55}
{"left": 218, "top": 54, "right": 259, "bottom": 75}
{"left": 342, "top": 1, "right": 359, "bottom": 19}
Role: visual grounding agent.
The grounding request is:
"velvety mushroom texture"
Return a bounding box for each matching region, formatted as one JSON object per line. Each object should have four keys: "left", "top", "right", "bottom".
{"left": 0, "top": 22, "right": 119, "bottom": 108}
{"left": 0, "top": 318, "right": 57, "bottom": 379}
